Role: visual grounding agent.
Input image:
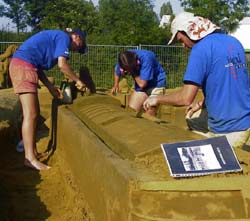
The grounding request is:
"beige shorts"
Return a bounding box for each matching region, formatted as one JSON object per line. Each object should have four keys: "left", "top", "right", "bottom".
{"left": 186, "top": 108, "right": 250, "bottom": 148}
{"left": 148, "top": 87, "right": 165, "bottom": 97}
{"left": 9, "top": 58, "right": 39, "bottom": 94}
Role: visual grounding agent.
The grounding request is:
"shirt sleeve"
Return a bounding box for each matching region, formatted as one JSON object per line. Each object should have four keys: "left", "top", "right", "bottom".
{"left": 54, "top": 35, "right": 71, "bottom": 59}
{"left": 183, "top": 43, "right": 209, "bottom": 86}
{"left": 139, "top": 54, "right": 155, "bottom": 81}
{"left": 115, "top": 63, "right": 121, "bottom": 76}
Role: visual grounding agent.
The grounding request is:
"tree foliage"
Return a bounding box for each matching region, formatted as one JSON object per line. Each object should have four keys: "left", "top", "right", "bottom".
{"left": 179, "top": 0, "right": 249, "bottom": 32}
{"left": 23, "top": 0, "right": 49, "bottom": 32}
{"left": 0, "top": 0, "right": 27, "bottom": 33}
{"left": 160, "top": 1, "right": 173, "bottom": 18}
{"left": 0, "top": 0, "right": 172, "bottom": 44}
{"left": 95, "top": 0, "right": 165, "bottom": 45}
{"left": 39, "top": 0, "right": 98, "bottom": 34}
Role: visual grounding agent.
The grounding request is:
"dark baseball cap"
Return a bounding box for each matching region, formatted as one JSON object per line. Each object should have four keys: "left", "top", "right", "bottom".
{"left": 72, "top": 29, "right": 88, "bottom": 54}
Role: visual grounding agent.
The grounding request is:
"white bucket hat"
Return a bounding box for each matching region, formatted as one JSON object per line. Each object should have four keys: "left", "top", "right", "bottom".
{"left": 168, "top": 12, "right": 220, "bottom": 45}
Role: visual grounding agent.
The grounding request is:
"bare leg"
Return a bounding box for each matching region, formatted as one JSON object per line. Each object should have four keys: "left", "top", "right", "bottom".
{"left": 19, "top": 93, "right": 50, "bottom": 170}
{"left": 129, "top": 91, "right": 157, "bottom": 116}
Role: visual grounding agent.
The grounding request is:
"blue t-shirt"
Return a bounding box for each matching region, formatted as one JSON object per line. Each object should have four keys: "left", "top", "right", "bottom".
{"left": 184, "top": 33, "right": 250, "bottom": 133}
{"left": 13, "top": 30, "right": 71, "bottom": 70}
{"left": 115, "top": 50, "right": 166, "bottom": 91}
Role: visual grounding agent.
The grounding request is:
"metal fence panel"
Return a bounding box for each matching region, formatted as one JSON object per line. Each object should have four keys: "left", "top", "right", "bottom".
{"left": 139, "top": 44, "right": 189, "bottom": 88}
{"left": 78, "top": 45, "right": 138, "bottom": 89}
{"left": 6, "top": 42, "right": 243, "bottom": 90}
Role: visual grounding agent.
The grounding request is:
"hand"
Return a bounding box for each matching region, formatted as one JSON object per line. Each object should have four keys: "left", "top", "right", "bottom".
{"left": 75, "top": 80, "right": 87, "bottom": 92}
{"left": 48, "top": 86, "right": 63, "bottom": 99}
{"left": 111, "top": 85, "right": 119, "bottom": 95}
{"left": 143, "top": 97, "right": 158, "bottom": 111}
{"left": 185, "top": 101, "right": 203, "bottom": 118}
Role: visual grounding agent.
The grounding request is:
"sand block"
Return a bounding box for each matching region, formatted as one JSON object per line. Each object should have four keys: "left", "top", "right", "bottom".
{"left": 57, "top": 94, "right": 250, "bottom": 221}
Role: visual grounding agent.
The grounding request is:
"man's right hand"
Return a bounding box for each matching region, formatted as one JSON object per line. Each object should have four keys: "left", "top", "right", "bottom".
{"left": 48, "top": 85, "right": 63, "bottom": 99}
{"left": 111, "top": 85, "right": 119, "bottom": 95}
{"left": 75, "top": 80, "right": 87, "bottom": 92}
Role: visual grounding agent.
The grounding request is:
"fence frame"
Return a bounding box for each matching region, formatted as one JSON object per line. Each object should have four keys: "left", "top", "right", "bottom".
{"left": 2, "top": 42, "right": 250, "bottom": 90}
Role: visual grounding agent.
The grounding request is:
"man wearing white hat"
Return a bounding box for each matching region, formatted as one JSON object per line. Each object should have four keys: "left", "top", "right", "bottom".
{"left": 144, "top": 12, "right": 250, "bottom": 148}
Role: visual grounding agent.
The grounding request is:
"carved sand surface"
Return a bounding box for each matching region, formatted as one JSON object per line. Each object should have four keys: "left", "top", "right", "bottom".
{"left": 1, "top": 87, "right": 250, "bottom": 221}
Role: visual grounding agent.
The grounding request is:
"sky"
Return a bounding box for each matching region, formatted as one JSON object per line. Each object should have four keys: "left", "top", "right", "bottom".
{"left": 0, "top": 0, "right": 183, "bottom": 31}
{"left": 154, "top": 0, "right": 183, "bottom": 15}
{"left": 92, "top": 0, "right": 183, "bottom": 15}
{"left": 91, "top": 0, "right": 184, "bottom": 15}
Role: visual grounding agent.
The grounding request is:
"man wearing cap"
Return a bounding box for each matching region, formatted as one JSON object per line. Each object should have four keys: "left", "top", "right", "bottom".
{"left": 9, "top": 29, "right": 88, "bottom": 170}
{"left": 112, "top": 50, "right": 166, "bottom": 116}
{"left": 144, "top": 12, "right": 250, "bottom": 148}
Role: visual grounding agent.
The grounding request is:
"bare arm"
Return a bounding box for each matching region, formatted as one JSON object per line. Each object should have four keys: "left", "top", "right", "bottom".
{"left": 113, "top": 73, "right": 120, "bottom": 88}
{"left": 38, "top": 69, "right": 61, "bottom": 98}
{"left": 38, "top": 69, "right": 52, "bottom": 88}
{"left": 111, "top": 73, "right": 120, "bottom": 95}
{"left": 134, "top": 76, "right": 147, "bottom": 88}
{"left": 143, "top": 84, "right": 199, "bottom": 109}
{"left": 58, "top": 56, "right": 86, "bottom": 91}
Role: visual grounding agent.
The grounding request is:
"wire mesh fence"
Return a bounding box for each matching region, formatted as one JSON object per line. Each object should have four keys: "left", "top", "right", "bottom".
{"left": 140, "top": 44, "right": 189, "bottom": 88}
{"left": 5, "top": 42, "right": 250, "bottom": 90}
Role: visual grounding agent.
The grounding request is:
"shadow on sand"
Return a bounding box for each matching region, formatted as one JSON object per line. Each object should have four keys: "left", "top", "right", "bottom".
{"left": 0, "top": 105, "right": 51, "bottom": 220}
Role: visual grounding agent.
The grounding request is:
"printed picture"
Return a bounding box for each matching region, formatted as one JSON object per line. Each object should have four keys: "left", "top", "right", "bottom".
{"left": 177, "top": 144, "right": 222, "bottom": 171}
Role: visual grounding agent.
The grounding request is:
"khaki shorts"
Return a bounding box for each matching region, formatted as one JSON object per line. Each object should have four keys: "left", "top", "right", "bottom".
{"left": 186, "top": 108, "right": 250, "bottom": 148}
{"left": 147, "top": 87, "right": 165, "bottom": 97}
{"left": 9, "top": 58, "right": 39, "bottom": 94}
{"left": 148, "top": 87, "right": 165, "bottom": 117}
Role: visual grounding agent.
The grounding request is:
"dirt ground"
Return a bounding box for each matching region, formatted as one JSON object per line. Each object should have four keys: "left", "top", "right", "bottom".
{"left": 0, "top": 89, "right": 93, "bottom": 221}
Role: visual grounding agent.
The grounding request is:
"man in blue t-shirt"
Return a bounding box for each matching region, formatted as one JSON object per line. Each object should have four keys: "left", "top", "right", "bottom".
{"left": 144, "top": 12, "right": 250, "bottom": 148}
{"left": 9, "top": 29, "right": 88, "bottom": 170}
{"left": 112, "top": 49, "right": 166, "bottom": 116}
